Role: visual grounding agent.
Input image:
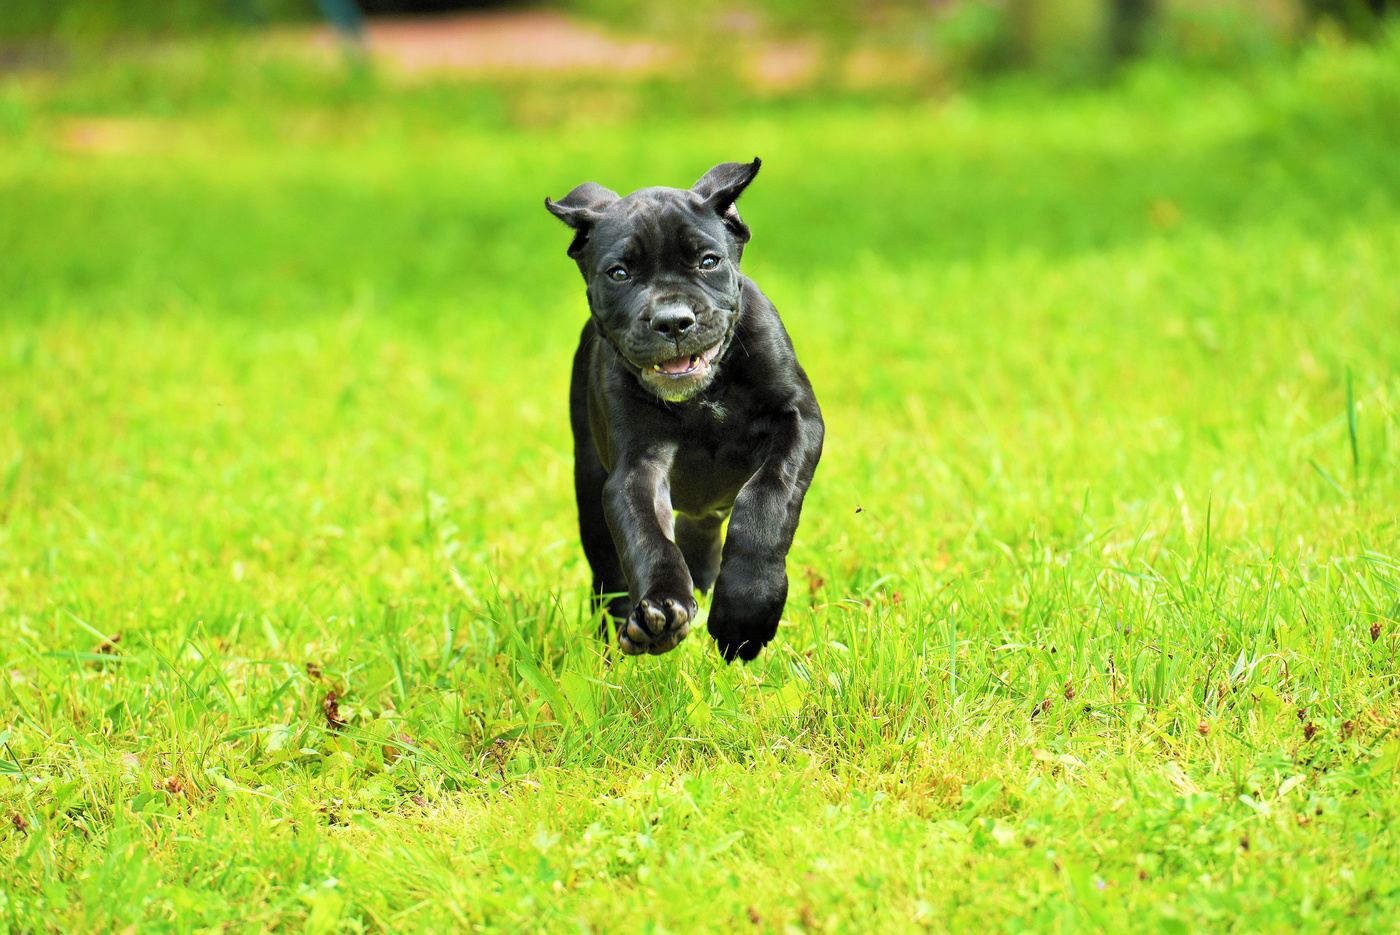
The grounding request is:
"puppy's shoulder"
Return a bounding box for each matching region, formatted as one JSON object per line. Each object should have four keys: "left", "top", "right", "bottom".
{"left": 737, "top": 277, "right": 794, "bottom": 347}
{"left": 733, "top": 277, "right": 818, "bottom": 410}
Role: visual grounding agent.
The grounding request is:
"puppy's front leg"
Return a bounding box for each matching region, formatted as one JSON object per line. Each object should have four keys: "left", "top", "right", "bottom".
{"left": 710, "top": 406, "right": 824, "bottom": 661}
{"left": 603, "top": 449, "right": 698, "bottom": 655}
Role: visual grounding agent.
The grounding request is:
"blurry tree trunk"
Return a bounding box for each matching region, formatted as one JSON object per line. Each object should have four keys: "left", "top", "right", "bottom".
{"left": 318, "top": 0, "right": 364, "bottom": 40}
{"left": 1107, "top": 0, "right": 1155, "bottom": 64}
{"left": 1301, "top": 0, "right": 1397, "bottom": 35}
{"left": 1005, "top": 0, "right": 1036, "bottom": 68}
{"left": 224, "top": 0, "right": 262, "bottom": 25}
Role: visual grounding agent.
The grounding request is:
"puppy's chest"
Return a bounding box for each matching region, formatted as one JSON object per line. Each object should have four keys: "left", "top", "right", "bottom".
{"left": 667, "top": 412, "right": 759, "bottom": 515}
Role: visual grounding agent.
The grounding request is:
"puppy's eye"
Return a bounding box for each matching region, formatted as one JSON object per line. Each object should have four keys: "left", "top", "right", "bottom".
{"left": 607, "top": 267, "right": 629, "bottom": 282}
{"left": 699, "top": 256, "right": 721, "bottom": 270}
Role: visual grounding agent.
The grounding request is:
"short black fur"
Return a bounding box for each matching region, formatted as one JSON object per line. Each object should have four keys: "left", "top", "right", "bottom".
{"left": 546, "top": 159, "right": 824, "bottom": 661}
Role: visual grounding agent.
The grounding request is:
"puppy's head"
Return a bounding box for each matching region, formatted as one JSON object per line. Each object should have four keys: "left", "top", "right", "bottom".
{"left": 546, "top": 159, "right": 761, "bottom": 402}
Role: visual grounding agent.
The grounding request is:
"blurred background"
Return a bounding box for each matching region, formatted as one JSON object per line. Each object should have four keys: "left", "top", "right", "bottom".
{"left": 2, "top": 0, "right": 1397, "bottom": 81}
{"left": 1, "top": 0, "right": 1397, "bottom": 614}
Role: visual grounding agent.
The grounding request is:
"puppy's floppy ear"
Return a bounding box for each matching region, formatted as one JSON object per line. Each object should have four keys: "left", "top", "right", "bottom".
{"left": 692, "top": 158, "right": 761, "bottom": 243}
{"left": 544, "top": 182, "right": 620, "bottom": 259}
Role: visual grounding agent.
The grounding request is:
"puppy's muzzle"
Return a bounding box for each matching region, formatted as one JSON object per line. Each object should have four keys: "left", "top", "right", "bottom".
{"left": 649, "top": 304, "right": 696, "bottom": 340}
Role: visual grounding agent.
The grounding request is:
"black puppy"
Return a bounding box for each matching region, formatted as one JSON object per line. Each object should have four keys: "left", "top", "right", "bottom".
{"left": 546, "top": 159, "right": 823, "bottom": 662}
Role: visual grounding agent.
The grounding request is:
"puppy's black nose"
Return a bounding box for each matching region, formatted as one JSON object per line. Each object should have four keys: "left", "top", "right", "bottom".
{"left": 650, "top": 306, "right": 696, "bottom": 338}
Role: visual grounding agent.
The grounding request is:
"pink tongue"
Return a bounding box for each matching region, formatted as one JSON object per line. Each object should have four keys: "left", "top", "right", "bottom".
{"left": 657, "top": 355, "right": 693, "bottom": 375}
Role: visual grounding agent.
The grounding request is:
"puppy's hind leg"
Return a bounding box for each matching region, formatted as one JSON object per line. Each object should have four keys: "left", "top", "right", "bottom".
{"left": 675, "top": 511, "right": 726, "bottom": 596}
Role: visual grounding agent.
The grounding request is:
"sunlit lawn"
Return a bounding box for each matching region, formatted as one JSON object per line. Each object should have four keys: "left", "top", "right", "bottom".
{"left": 2, "top": 31, "right": 1400, "bottom": 933}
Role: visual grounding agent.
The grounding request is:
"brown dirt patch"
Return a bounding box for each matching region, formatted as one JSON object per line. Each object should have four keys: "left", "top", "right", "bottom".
{"left": 339, "top": 10, "right": 670, "bottom": 75}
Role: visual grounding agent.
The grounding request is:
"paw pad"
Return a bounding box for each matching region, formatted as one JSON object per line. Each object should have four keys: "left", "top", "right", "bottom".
{"left": 616, "top": 597, "right": 692, "bottom": 655}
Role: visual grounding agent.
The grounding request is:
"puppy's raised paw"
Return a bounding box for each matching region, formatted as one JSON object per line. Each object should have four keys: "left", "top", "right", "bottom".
{"left": 707, "top": 568, "right": 788, "bottom": 663}
{"left": 618, "top": 597, "right": 693, "bottom": 656}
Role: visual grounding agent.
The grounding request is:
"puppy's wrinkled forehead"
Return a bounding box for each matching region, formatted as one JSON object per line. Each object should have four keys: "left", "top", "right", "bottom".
{"left": 545, "top": 158, "right": 760, "bottom": 266}
{"left": 589, "top": 188, "right": 725, "bottom": 261}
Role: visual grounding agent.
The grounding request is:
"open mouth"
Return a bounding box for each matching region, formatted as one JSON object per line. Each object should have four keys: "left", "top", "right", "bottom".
{"left": 643, "top": 343, "right": 722, "bottom": 380}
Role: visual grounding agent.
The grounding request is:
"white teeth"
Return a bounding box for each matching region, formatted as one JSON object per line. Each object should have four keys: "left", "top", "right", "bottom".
{"left": 646, "top": 352, "right": 713, "bottom": 377}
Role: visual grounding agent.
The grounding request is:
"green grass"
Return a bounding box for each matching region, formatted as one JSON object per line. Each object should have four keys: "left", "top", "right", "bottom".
{"left": 3, "top": 31, "right": 1400, "bottom": 934}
